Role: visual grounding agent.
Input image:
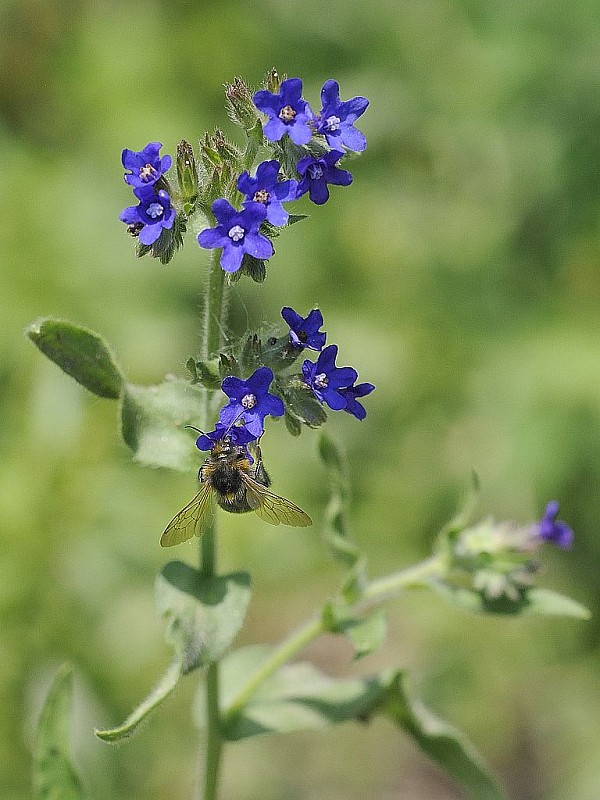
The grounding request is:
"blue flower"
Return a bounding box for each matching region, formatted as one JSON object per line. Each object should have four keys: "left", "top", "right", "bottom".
{"left": 302, "top": 345, "right": 358, "bottom": 411}
{"left": 536, "top": 501, "right": 574, "bottom": 549}
{"left": 281, "top": 307, "right": 326, "bottom": 351}
{"left": 119, "top": 186, "right": 176, "bottom": 245}
{"left": 122, "top": 142, "right": 172, "bottom": 188}
{"left": 253, "top": 78, "right": 314, "bottom": 146}
{"left": 195, "top": 421, "right": 257, "bottom": 452}
{"left": 198, "top": 199, "right": 273, "bottom": 273}
{"left": 296, "top": 150, "right": 352, "bottom": 205}
{"left": 238, "top": 160, "right": 298, "bottom": 226}
{"left": 315, "top": 80, "right": 369, "bottom": 152}
{"left": 218, "top": 366, "right": 285, "bottom": 438}
{"left": 339, "top": 382, "right": 375, "bottom": 420}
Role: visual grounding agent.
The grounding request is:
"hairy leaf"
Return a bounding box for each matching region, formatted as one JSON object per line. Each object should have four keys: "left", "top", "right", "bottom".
{"left": 427, "top": 580, "right": 591, "bottom": 618}
{"left": 216, "top": 651, "right": 505, "bottom": 800}
{"left": 121, "top": 379, "right": 204, "bottom": 471}
{"left": 96, "top": 563, "right": 251, "bottom": 742}
{"left": 26, "top": 318, "right": 123, "bottom": 399}
{"left": 157, "top": 561, "right": 252, "bottom": 669}
{"left": 34, "top": 664, "right": 86, "bottom": 799}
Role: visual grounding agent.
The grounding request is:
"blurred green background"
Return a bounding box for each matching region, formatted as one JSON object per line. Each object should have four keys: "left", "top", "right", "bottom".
{"left": 2, "top": 0, "right": 600, "bottom": 797}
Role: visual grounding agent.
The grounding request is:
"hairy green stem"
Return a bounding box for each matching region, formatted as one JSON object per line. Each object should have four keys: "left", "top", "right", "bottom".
{"left": 198, "top": 248, "right": 229, "bottom": 800}
{"left": 222, "top": 555, "right": 445, "bottom": 721}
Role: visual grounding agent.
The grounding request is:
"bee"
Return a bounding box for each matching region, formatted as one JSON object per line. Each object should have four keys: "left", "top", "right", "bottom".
{"left": 161, "top": 435, "right": 312, "bottom": 546}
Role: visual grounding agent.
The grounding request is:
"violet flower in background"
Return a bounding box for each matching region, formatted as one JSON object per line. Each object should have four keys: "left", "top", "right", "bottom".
{"left": 296, "top": 150, "right": 352, "bottom": 205}
{"left": 281, "top": 306, "right": 326, "bottom": 351}
{"left": 315, "top": 80, "right": 369, "bottom": 152}
{"left": 198, "top": 199, "right": 273, "bottom": 273}
{"left": 253, "top": 78, "right": 314, "bottom": 145}
{"left": 218, "top": 366, "right": 284, "bottom": 438}
{"left": 339, "top": 381, "right": 375, "bottom": 420}
{"left": 122, "top": 142, "right": 172, "bottom": 188}
{"left": 238, "top": 160, "right": 298, "bottom": 226}
{"left": 302, "top": 344, "right": 358, "bottom": 411}
{"left": 119, "top": 186, "right": 176, "bottom": 245}
{"left": 536, "top": 501, "right": 574, "bottom": 548}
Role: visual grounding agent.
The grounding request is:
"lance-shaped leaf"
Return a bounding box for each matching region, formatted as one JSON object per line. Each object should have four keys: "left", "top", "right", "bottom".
{"left": 427, "top": 580, "right": 591, "bottom": 619}
{"left": 214, "top": 649, "right": 504, "bottom": 800}
{"left": 34, "top": 664, "right": 86, "bottom": 800}
{"left": 96, "top": 562, "right": 252, "bottom": 742}
{"left": 121, "top": 379, "right": 204, "bottom": 471}
{"left": 26, "top": 318, "right": 123, "bottom": 399}
{"left": 318, "top": 432, "right": 362, "bottom": 569}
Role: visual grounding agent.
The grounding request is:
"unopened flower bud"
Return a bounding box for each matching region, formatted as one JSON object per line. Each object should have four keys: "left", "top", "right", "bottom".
{"left": 176, "top": 140, "right": 198, "bottom": 202}
{"left": 225, "top": 76, "right": 259, "bottom": 130}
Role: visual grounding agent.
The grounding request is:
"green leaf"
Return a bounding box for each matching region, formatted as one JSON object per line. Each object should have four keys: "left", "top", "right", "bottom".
{"left": 217, "top": 652, "right": 504, "bottom": 800}
{"left": 96, "top": 563, "right": 252, "bottom": 743}
{"left": 427, "top": 580, "right": 591, "bottom": 618}
{"left": 95, "top": 659, "right": 182, "bottom": 743}
{"left": 137, "top": 212, "right": 187, "bottom": 265}
{"left": 322, "top": 603, "right": 387, "bottom": 660}
{"left": 120, "top": 379, "right": 204, "bottom": 471}
{"left": 344, "top": 609, "right": 388, "bottom": 660}
{"left": 194, "top": 358, "right": 222, "bottom": 390}
{"left": 33, "top": 664, "right": 86, "bottom": 800}
{"left": 216, "top": 647, "right": 389, "bottom": 740}
{"left": 384, "top": 672, "right": 506, "bottom": 800}
{"left": 26, "top": 318, "right": 123, "bottom": 399}
{"left": 318, "top": 432, "right": 361, "bottom": 567}
{"left": 157, "top": 561, "right": 252, "bottom": 669}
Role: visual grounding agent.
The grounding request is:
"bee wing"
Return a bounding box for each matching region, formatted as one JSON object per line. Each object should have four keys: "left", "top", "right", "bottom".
{"left": 241, "top": 474, "right": 312, "bottom": 528}
{"left": 160, "top": 482, "right": 214, "bottom": 547}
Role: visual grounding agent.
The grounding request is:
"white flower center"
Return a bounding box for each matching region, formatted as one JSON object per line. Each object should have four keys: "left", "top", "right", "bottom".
{"left": 314, "top": 373, "right": 328, "bottom": 389}
{"left": 253, "top": 189, "right": 270, "bottom": 204}
{"left": 324, "top": 115, "right": 341, "bottom": 131}
{"left": 147, "top": 202, "right": 164, "bottom": 219}
{"left": 241, "top": 393, "right": 257, "bottom": 409}
{"left": 139, "top": 163, "right": 157, "bottom": 181}
{"left": 228, "top": 225, "right": 245, "bottom": 242}
{"left": 308, "top": 164, "right": 324, "bottom": 180}
{"left": 279, "top": 104, "right": 296, "bottom": 123}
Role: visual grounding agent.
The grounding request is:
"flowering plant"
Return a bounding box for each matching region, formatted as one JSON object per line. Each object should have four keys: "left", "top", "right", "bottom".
{"left": 27, "top": 70, "right": 588, "bottom": 800}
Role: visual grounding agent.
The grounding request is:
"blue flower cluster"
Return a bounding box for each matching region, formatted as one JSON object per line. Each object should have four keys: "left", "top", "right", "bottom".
{"left": 119, "top": 143, "right": 176, "bottom": 245}
{"left": 198, "top": 77, "right": 368, "bottom": 273}
{"left": 536, "top": 501, "right": 574, "bottom": 549}
{"left": 196, "top": 366, "right": 284, "bottom": 452}
{"left": 282, "top": 306, "right": 375, "bottom": 421}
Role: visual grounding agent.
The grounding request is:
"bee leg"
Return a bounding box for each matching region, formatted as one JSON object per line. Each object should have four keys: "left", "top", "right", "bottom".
{"left": 253, "top": 440, "right": 271, "bottom": 488}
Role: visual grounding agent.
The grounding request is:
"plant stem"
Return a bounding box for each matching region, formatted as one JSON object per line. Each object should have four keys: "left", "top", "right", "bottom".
{"left": 222, "top": 555, "right": 445, "bottom": 721}
{"left": 198, "top": 248, "right": 228, "bottom": 800}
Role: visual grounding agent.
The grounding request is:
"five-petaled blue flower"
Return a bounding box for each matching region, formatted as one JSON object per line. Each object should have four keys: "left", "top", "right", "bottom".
{"left": 281, "top": 307, "right": 326, "bottom": 351}
{"left": 198, "top": 199, "right": 274, "bottom": 273}
{"left": 122, "top": 142, "right": 172, "bottom": 188}
{"left": 296, "top": 150, "right": 352, "bottom": 205}
{"left": 536, "top": 501, "right": 574, "bottom": 549}
{"left": 195, "top": 420, "right": 257, "bottom": 452}
{"left": 302, "top": 345, "right": 358, "bottom": 411}
{"left": 218, "top": 366, "right": 285, "bottom": 438}
{"left": 119, "top": 186, "right": 176, "bottom": 245}
{"left": 238, "top": 160, "right": 298, "bottom": 227}
{"left": 253, "top": 78, "right": 314, "bottom": 146}
{"left": 339, "top": 382, "right": 375, "bottom": 420}
{"left": 315, "top": 80, "right": 369, "bottom": 152}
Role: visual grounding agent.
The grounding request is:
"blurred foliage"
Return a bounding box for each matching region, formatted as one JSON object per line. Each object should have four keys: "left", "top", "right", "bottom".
{"left": 1, "top": 0, "right": 600, "bottom": 798}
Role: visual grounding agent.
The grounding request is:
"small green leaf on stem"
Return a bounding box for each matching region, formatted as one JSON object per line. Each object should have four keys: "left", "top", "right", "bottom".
{"left": 427, "top": 580, "right": 591, "bottom": 618}
{"left": 157, "top": 561, "right": 252, "bottom": 670}
{"left": 33, "top": 664, "right": 86, "bottom": 799}
{"left": 26, "top": 318, "right": 123, "bottom": 399}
